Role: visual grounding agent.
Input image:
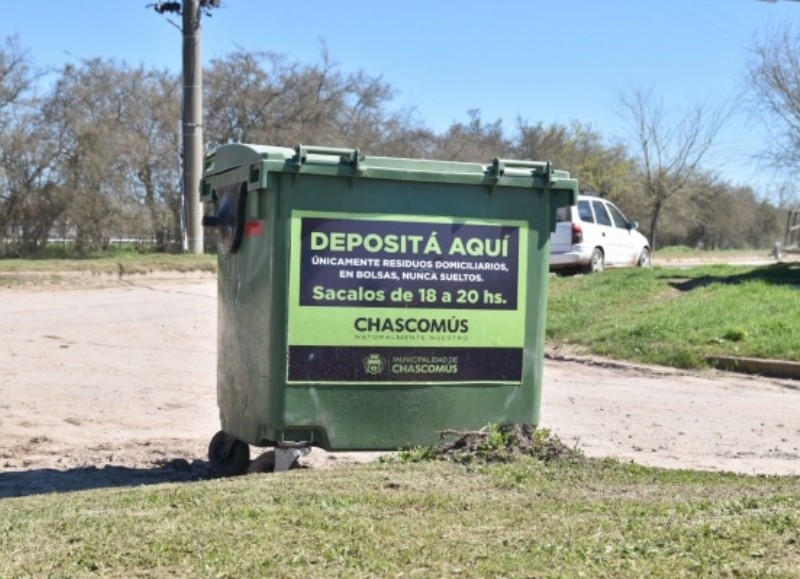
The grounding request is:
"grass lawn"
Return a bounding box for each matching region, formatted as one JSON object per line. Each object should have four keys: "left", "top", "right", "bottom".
{"left": 0, "top": 252, "right": 216, "bottom": 275}
{"left": 1, "top": 457, "right": 798, "bottom": 577}
{"left": 547, "top": 262, "right": 800, "bottom": 368}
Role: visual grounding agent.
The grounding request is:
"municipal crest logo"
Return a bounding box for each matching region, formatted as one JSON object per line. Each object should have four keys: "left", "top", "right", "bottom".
{"left": 362, "top": 353, "right": 386, "bottom": 376}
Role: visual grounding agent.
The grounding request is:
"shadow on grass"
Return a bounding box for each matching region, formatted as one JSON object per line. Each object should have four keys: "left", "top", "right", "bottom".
{"left": 664, "top": 262, "right": 800, "bottom": 292}
{"left": 0, "top": 459, "right": 212, "bottom": 499}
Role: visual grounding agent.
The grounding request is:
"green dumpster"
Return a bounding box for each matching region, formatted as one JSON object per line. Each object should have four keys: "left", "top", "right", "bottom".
{"left": 201, "top": 143, "right": 577, "bottom": 472}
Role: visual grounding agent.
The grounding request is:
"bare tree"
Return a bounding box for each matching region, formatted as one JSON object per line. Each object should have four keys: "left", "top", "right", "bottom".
{"left": 0, "top": 36, "right": 36, "bottom": 111}
{"left": 0, "top": 36, "right": 66, "bottom": 256}
{"left": 772, "top": 182, "right": 800, "bottom": 210}
{"left": 122, "top": 68, "right": 182, "bottom": 248}
{"left": 204, "top": 47, "right": 427, "bottom": 155}
{"left": 0, "top": 117, "right": 70, "bottom": 255}
{"left": 39, "top": 59, "right": 182, "bottom": 253}
{"left": 748, "top": 24, "right": 800, "bottom": 173}
{"left": 432, "top": 110, "right": 509, "bottom": 162}
{"left": 617, "top": 87, "right": 728, "bottom": 251}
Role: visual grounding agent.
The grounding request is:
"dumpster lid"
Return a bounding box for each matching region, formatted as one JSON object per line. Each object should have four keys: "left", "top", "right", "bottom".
{"left": 204, "top": 143, "right": 295, "bottom": 175}
{"left": 204, "top": 143, "right": 578, "bottom": 199}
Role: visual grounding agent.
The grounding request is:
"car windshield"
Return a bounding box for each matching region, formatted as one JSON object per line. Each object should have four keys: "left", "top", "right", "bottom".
{"left": 607, "top": 203, "right": 630, "bottom": 229}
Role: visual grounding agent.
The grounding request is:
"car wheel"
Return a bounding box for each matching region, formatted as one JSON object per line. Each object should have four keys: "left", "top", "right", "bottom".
{"left": 637, "top": 248, "right": 651, "bottom": 268}
{"left": 584, "top": 248, "right": 604, "bottom": 274}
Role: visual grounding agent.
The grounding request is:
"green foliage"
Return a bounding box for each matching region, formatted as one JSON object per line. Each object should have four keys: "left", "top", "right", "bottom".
{"left": 389, "top": 424, "right": 583, "bottom": 466}
{"left": 391, "top": 445, "right": 438, "bottom": 464}
{"left": 478, "top": 422, "right": 508, "bottom": 453}
{"left": 721, "top": 327, "right": 748, "bottom": 342}
{"left": 29, "top": 242, "right": 163, "bottom": 260}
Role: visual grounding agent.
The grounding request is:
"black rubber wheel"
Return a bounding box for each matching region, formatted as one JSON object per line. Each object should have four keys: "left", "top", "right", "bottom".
{"left": 583, "top": 248, "right": 605, "bottom": 274}
{"left": 208, "top": 431, "right": 250, "bottom": 477}
{"left": 638, "top": 248, "right": 651, "bottom": 268}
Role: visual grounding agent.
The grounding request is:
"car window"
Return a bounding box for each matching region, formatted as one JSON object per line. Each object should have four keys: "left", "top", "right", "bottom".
{"left": 577, "top": 200, "right": 594, "bottom": 223}
{"left": 591, "top": 200, "right": 612, "bottom": 226}
{"left": 606, "top": 203, "right": 629, "bottom": 229}
{"left": 556, "top": 206, "right": 572, "bottom": 222}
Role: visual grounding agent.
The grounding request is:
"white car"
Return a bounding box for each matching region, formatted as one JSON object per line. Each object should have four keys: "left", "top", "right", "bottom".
{"left": 549, "top": 195, "right": 651, "bottom": 273}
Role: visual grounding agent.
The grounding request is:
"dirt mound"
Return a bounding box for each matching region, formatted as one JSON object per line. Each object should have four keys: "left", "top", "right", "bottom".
{"left": 429, "top": 424, "right": 583, "bottom": 465}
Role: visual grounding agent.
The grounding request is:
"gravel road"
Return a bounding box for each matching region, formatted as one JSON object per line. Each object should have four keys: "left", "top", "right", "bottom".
{"left": 1, "top": 276, "right": 797, "bottom": 497}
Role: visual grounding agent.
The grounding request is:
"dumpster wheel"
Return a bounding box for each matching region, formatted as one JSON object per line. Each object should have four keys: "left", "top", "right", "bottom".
{"left": 208, "top": 431, "right": 250, "bottom": 477}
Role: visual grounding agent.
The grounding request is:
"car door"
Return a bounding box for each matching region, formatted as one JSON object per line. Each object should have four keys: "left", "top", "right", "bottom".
{"left": 605, "top": 201, "right": 640, "bottom": 265}
{"left": 589, "top": 199, "right": 618, "bottom": 264}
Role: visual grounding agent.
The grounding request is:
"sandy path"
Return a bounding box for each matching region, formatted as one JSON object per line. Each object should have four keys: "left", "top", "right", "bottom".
{"left": 1, "top": 278, "right": 797, "bottom": 497}
{"left": 541, "top": 353, "right": 798, "bottom": 476}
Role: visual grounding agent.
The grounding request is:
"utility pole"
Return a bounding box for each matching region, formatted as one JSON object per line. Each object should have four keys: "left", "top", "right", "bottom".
{"left": 182, "top": 0, "right": 203, "bottom": 254}
{"left": 149, "top": 0, "right": 219, "bottom": 254}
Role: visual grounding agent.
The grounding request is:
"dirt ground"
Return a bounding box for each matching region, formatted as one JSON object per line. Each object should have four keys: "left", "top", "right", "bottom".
{"left": 1, "top": 276, "right": 798, "bottom": 498}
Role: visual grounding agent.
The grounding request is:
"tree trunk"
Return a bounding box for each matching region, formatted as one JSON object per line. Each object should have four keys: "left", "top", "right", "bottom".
{"left": 649, "top": 202, "right": 662, "bottom": 252}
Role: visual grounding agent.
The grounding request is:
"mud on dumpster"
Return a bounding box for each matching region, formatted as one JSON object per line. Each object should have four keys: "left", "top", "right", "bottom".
{"left": 201, "top": 144, "right": 577, "bottom": 472}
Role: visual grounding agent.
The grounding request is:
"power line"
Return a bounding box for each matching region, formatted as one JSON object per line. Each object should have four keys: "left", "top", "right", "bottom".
{"left": 639, "top": 0, "right": 748, "bottom": 50}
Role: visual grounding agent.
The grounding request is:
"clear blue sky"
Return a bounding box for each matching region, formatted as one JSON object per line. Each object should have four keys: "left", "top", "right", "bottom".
{"left": 3, "top": 0, "right": 798, "bottom": 194}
